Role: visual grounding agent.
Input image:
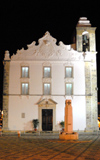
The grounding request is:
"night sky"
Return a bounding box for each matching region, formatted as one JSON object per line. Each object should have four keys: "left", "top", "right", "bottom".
{"left": 0, "top": 1, "right": 100, "bottom": 110}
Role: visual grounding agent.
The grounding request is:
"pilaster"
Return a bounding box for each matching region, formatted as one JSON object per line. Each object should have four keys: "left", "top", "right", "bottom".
{"left": 85, "top": 62, "right": 92, "bottom": 131}
{"left": 3, "top": 57, "right": 10, "bottom": 130}
{"left": 85, "top": 53, "right": 98, "bottom": 131}
{"left": 91, "top": 53, "right": 98, "bottom": 131}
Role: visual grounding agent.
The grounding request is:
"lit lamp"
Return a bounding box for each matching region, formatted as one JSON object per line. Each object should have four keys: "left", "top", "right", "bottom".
{"left": 98, "top": 120, "right": 100, "bottom": 128}
{"left": 1, "top": 111, "right": 3, "bottom": 119}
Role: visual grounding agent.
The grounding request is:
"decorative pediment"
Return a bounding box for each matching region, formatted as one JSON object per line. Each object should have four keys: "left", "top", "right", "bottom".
{"left": 37, "top": 98, "right": 57, "bottom": 106}
{"left": 11, "top": 31, "right": 83, "bottom": 61}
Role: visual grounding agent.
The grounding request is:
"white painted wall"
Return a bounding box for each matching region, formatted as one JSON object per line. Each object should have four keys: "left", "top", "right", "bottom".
{"left": 9, "top": 62, "right": 20, "bottom": 94}
{"left": 8, "top": 96, "right": 39, "bottom": 131}
{"left": 74, "top": 61, "right": 85, "bottom": 95}
{"left": 52, "top": 64, "right": 64, "bottom": 95}
{"left": 72, "top": 96, "right": 86, "bottom": 131}
{"left": 30, "top": 63, "right": 42, "bottom": 94}
{"left": 8, "top": 95, "right": 86, "bottom": 131}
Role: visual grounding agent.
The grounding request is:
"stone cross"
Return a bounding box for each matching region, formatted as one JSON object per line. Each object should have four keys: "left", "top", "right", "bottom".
{"left": 64, "top": 100, "right": 73, "bottom": 133}
{"left": 59, "top": 99, "right": 78, "bottom": 140}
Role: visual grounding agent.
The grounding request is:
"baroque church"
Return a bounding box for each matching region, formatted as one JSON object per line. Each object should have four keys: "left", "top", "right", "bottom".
{"left": 3, "top": 17, "right": 98, "bottom": 132}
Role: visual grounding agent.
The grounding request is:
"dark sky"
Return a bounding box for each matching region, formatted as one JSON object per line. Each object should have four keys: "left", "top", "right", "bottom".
{"left": 0, "top": 1, "right": 100, "bottom": 110}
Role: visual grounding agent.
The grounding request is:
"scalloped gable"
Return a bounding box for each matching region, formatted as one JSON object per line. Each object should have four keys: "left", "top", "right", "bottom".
{"left": 11, "top": 31, "right": 83, "bottom": 61}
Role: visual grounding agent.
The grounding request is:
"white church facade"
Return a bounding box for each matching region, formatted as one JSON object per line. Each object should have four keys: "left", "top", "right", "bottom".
{"left": 3, "top": 17, "right": 98, "bottom": 132}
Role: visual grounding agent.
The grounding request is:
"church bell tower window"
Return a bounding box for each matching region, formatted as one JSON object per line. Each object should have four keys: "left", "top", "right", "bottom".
{"left": 82, "top": 31, "right": 89, "bottom": 52}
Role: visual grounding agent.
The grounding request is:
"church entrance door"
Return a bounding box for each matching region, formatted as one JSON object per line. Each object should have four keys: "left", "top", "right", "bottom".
{"left": 42, "top": 109, "right": 53, "bottom": 131}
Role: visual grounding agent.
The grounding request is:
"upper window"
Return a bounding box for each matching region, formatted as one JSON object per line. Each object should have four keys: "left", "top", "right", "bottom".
{"left": 22, "top": 67, "right": 29, "bottom": 78}
{"left": 65, "top": 67, "right": 73, "bottom": 78}
{"left": 22, "top": 83, "right": 29, "bottom": 95}
{"left": 65, "top": 83, "right": 73, "bottom": 95}
{"left": 44, "top": 67, "right": 51, "bottom": 78}
{"left": 43, "top": 83, "right": 51, "bottom": 95}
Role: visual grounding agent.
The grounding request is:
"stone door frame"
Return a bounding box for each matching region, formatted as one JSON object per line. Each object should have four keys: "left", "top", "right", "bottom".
{"left": 38, "top": 99, "right": 57, "bottom": 131}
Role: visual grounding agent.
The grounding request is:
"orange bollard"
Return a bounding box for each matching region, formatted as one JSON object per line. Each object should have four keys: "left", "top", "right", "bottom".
{"left": 18, "top": 131, "right": 20, "bottom": 138}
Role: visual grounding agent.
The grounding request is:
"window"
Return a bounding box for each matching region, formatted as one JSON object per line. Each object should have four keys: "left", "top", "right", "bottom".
{"left": 44, "top": 83, "right": 51, "bottom": 95}
{"left": 44, "top": 67, "right": 51, "bottom": 78}
{"left": 65, "top": 67, "right": 73, "bottom": 78}
{"left": 22, "top": 83, "right": 29, "bottom": 95}
{"left": 65, "top": 83, "right": 73, "bottom": 95}
{"left": 22, "top": 67, "right": 29, "bottom": 78}
{"left": 82, "top": 31, "right": 89, "bottom": 52}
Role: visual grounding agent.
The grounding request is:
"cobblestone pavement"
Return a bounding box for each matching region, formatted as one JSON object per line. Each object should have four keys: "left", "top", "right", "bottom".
{"left": 0, "top": 134, "right": 100, "bottom": 160}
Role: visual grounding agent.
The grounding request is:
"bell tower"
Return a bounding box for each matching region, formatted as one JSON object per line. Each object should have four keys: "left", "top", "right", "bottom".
{"left": 76, "top": 17, "right": 98, "bottom": 131}
{"left": 76, "top": 17, "right": 96, "bottom": 52}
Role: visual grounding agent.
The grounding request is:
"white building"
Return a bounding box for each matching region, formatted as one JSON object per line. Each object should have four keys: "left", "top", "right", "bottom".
{"left": 3, "top": 17, "right": 98, "bottom": 132}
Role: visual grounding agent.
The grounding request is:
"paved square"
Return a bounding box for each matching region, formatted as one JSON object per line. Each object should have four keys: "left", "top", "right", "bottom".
{"left": 0, "top": 134, "right": 100, "bottom": 159}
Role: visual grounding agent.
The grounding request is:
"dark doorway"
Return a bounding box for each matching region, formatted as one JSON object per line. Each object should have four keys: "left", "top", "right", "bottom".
{"left": 42, "top": 109, "right": 53, "bottom": 131}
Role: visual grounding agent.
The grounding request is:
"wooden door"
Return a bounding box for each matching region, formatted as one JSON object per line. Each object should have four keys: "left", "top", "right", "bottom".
{"left": 42, "top": 109, "right": 53, "bottom": 131}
